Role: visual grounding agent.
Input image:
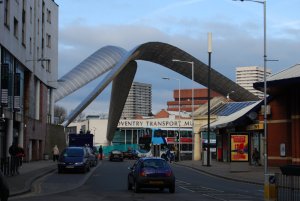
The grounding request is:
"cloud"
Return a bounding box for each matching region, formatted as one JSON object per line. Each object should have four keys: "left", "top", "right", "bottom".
{"left": 57, "top": 8, "right": 300, "bottom": 116}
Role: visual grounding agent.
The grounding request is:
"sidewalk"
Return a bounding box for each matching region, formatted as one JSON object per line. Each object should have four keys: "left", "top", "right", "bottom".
{"left": 175, "top": 160, "right": 281, "bottom": 185}
{"left": 5, "top": 159, "right": 281, "bottom": 197}
{"left": 5, "top": 160, "right": 57, "bottom": 197}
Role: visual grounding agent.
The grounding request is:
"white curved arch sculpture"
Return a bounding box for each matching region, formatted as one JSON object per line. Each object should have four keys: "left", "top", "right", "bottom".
{"left": 54, "top": 46, "right": 127, "bottom": 101}
{"left": 60, "top": 41, "right": 259, "bottom": 143}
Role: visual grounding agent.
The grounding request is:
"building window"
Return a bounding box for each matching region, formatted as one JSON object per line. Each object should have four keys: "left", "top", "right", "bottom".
{"left": 29, "top": 37, "right": 32, "bottom": 54}
{"left": 37, "top": 19, "right": 39, "bottom": 35}
{"left": 22, "top": 8, "right": 26, "bottom": 46}
{"left": 45, "top": 59, "right": 51, "bottom": 73}
{"left": 14, "top": 17, "right": 19, "bottom": 39}
{"left": 47, "top": 9, "right": 51, "bottom": 23}
{"left": 4, "top": 0, "right": 10, "bottom": 28}
{"left": 30, "top": 7, "right": 32, "bottom": 24}
{"left": 46, "top": 34, "right": 51, "bottom": 48}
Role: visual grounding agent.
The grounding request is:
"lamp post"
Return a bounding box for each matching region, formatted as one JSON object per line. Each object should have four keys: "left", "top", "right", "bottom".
{"left": 207, "top": 32, "right": 212, "bottom": 166}
{"left": 233, "top": 0, "right": 268, "bottom": 195}
{"left": 226, "top": 91, "right": 235, "bottom": 100}
{"left": 172, "top": 59, "right": 194, "bottom": 158}
{"left": 162, "top": 77, "right": 181, "bottom": 161}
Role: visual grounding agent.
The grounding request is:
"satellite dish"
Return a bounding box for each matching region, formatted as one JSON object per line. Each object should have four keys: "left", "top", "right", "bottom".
{"left": 248, "top": 111, "right": 258, "bottom": 120}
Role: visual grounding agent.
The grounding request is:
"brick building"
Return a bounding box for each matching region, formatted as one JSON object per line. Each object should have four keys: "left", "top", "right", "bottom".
{"left": 166, "top": 88, "right": 222, "bottom": 113}
{"left": 254, "top": 64, "right": 300, "bottom": 166}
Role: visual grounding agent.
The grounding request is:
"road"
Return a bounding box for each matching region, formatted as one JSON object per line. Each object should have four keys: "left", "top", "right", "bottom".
{"left": 11, "top": 160, "right": 264, "bottom": 201}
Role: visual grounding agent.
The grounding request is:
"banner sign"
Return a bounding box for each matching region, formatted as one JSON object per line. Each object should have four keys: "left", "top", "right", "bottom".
{"left": 118, "top": 119, "right": 192, "bottom": 128}
{"left": 230, "top": 134, "right": 249, "bottom": 162}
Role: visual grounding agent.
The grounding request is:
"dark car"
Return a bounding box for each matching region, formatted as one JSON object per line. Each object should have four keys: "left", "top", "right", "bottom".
{"left": 57, "top": 147, "right": 91, "bottom": 173}
{"left": 127, "top": 157, "right": 175, "bottom": 193}
{"left": 109, "top": 150, "right": 124, "bottom": 161}
{"left": 123, "top": 149, "right": 138, "bottom": 160}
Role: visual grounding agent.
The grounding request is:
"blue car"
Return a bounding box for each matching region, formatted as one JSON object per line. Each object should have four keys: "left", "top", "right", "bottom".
{"left": 127, "top": 157, "right": 176, "bottom": 193}
{"left": 57, "top": 147, "right": 91, "bottom": 173}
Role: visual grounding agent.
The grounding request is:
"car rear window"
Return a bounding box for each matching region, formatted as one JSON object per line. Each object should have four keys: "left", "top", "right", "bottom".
{"left": 64, "top": 148, "right": 84, "bottom": 157}
{"left": 143, "top": 159, "right": 168, "bottom": 168}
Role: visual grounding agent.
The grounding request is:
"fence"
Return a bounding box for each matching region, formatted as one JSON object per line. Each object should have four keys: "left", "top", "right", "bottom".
{"left": 0, "top": 157, "right": 21, "bottom": 176}
{"left": 276, "top": 173, "right": 300, "bottom": 201}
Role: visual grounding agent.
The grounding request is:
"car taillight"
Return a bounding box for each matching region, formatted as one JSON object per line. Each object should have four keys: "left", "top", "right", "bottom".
{"left": 165, "top": 170, "right": 172, "bottom": 177}
{"left": 140, "top": 170, "right": 147, "bottom": 177}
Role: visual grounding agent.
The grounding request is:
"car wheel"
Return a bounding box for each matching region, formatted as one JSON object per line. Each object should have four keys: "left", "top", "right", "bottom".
{"left": 169, "top": 184, "right": 175, "bottom": 193}
{"left": 58, "top": 168, "right": 63, "bottom": 174}
{"left": 134, "top": 181, "right": 140, "bottom": 193}
{"left": 127, "top": 179, "right": 132, "bottom": 190}
{"left": 82, "top": 167, "right": 86, "bottom": 173}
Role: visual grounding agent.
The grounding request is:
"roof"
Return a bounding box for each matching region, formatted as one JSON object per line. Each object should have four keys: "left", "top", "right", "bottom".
{"left": 254, "top": 64, "right": 300, "bottom": 89}
{"left": 195, "top": 96, "right": 256, "bottom": 117}
{"left": 212, "top": 101, "right": 257, "bottom": 116}
{"left": 268, "top": 64, "right": 300, "bottom": 81}
{"left": 202, "top": 100, "right": 262, "bottom": 130}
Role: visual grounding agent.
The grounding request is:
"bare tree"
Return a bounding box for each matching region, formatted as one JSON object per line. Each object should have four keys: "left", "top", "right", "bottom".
{"left": 54, "top": 105, "right": 67, "bottom": 124}
{"left": 75, "top": 112, "right": 85, "bottom": 122}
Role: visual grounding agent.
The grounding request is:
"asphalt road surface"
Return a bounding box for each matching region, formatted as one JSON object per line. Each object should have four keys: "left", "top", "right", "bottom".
{"left": 11, "top": 160, "right": 264, "bottom": 201}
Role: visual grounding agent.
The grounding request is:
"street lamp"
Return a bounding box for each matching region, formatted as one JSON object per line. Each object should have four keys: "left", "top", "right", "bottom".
{"left": 207, "top": 32, "right": 212, "bottom": 166}
{"left": 172, "top": 59, "right": 194, "bottom": 158}
{"left": 233, "top": 0, "right": 268, "bottom": 196}
{"left": 162, "top": 77, "right": 181, "bottom": 161}
{"left": 226, "top": 91, "right": 235, "bottom": 100}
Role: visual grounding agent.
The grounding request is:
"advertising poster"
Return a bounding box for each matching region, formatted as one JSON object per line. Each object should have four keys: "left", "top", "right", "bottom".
{"left": 230, "top": 134, "right": 249, "bottom": 162}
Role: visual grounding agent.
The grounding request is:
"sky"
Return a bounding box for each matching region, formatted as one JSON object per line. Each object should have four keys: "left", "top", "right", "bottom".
{"left": 55, "top": 0, "right": 300, "bottom": 116}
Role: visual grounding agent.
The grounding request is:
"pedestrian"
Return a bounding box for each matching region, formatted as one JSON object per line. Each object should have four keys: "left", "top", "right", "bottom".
{"left": 52, "top": 145, "right": 60, "bottom": 162}
{"left": 98, "top": 145, "right": 103, "bottom": 160}
{"left": 8, "top": 142, "right": 20, "bottom": 175}
{"left": 166, "top": 148, "right": 172, "bottom": 163}
{"left": 16, "top": 145, "right": 25, "bottom": 167}
{"left": 0, "top": 171, "right": 9, "bottom": 201}
{"left": 252, "top": 148, "right": 260, "bottom": 166}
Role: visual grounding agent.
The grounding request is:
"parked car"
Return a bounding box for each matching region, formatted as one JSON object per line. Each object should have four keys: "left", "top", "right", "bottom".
{"left": 57, "top": 147, "right": 91, "bottom": 173}
{"left": 84, "top": 146, "right": 98, "bottom": 167}
{"left": 135, "top": 149, "right": 153, "bottom": 158}
{"left": 123, "top": 149, "right": 138, "bottom": 160}
{"left": 109, "top": 150, "right": 124, "bottom": 162}
{"left": 127, "top": 157, "right": 175, "bottom": 193}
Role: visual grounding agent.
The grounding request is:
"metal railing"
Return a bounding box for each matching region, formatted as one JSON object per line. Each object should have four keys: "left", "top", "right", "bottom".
{"left": 276, "top": 173, "right": 300, "bottom": 201}
{"left": 0, "top": 157, "right": 21, "bottom": 176}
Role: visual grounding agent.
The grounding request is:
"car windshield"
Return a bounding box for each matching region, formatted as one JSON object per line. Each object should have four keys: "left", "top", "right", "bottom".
{"left": 63, "top": 149, "right": 84, "bottom": 157}
{"left": 142, "top": 159, "right": 168, "bottom": 169}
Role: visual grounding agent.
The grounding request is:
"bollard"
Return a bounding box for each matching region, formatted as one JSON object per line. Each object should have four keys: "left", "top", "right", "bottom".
{"left": 264, "top": 173, "right": 277, "bottom": 201}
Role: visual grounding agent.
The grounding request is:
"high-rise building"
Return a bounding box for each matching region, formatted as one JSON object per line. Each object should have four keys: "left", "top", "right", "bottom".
{"left": 236, "top": 66, "right": 271, "bottom": 99}
{"left": 121, "top": 82, "right": 152, "bottom": 119}
{"left": 0, "top": 0, "right": 59, "bottom": 159}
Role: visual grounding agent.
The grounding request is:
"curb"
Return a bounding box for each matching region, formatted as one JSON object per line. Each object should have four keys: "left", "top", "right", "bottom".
{"left": 174, "top": 162, "right": 264, "bottom": 186}
{"left": 10, "top": 166, "right": 57, "bottom": 197}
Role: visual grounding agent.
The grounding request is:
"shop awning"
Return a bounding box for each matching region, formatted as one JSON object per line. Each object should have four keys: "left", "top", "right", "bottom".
{"left": 202, "top": 100, "right": 262, "bottom": 131}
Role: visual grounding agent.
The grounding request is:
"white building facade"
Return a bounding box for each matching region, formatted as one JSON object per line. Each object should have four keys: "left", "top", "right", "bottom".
{"left": 0, "top": 0, "right": 58, "bottom": 160}
{"left": 67, "top": 118, "right": 193, "bottom": 147}
{"left": 236, "top": 66, "right": 271, "bottom": 99}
